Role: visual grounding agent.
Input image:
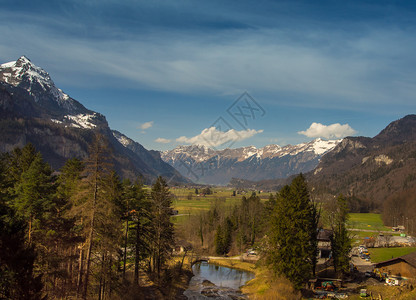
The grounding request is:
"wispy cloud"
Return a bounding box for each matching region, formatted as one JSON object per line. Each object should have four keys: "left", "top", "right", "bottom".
{"left": 176, "top": 127, "right": 263, "bottom": 148}
{"left": 155, "top": 137, "right": 171, "bottom": 144}
{"left": 139, "top": 121, "right": 153, "bottom": 130}
{"left": 298, "top": 122, "right": 356, "bottom": 139}
{"left": 1, "top": 8, "right": 416, "bottom": 112}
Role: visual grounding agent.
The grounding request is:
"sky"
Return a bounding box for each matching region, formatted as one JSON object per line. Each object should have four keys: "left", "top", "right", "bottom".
{"left": 1, "top": 0, "right": 416, "bottom": 151}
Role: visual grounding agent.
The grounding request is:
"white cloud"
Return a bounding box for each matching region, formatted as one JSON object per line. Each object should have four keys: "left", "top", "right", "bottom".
{"left": 176, "top": 127, "right": 263, "bottom": 148}
{"left": 155, "top": 137, "right": 171, "bottom": 143}
{"left": 139, "top": 121, "right": 153, "bottom": 130}
{"left": 298, "top": 122, "right": 357, "bottom": 139}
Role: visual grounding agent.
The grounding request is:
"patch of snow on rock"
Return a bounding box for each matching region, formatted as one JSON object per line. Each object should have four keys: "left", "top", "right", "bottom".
{"left": 312, "top": 138, "right": 342, "bottom": 155}
{"left": 65, "top": 113, "right": 97, "bottom": 129}
{"left": 113, "top": 133, "right": 132, "bottom": 147}
{"left": 374, "top": 155, "right": 393, "bottom": 166}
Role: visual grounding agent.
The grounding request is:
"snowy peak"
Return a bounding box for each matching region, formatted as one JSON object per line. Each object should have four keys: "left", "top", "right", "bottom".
{"left": 1, "top": 56, "right": 107, "bottom": 129}
{"left": 163, "top": 138, "right": 341, "bottom": 163}
{"left": 0, "top": 56, "right": 77, "bottom": 111}
{"left": 1, "top": 56, "right": 54, "bottom": 93}
{"left": 310, "top": 138, "right": 341, "bottom": 155}
{"left": 161, "top": 139, "right": 342, "bottom": 185}
{"left": 164, "top": 144, "right": 216, "bottom": 162}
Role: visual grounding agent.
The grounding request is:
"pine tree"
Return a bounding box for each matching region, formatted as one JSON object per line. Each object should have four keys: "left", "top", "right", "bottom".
{"left": 122, "top": 179, "right": 151, "bottom": 286}
{"left": 214, "top": 224, "right": 225, "bottom": 255}
{"left": 11, "top": 152, "right": 53, "bottom": 245}
{"left": 6, "top": 143, "right": 38, "bottom": 185}
{"left": 330, "top": 194, "right": 351, "bottom": 277}
{"left": 150, "top": 176, "right": 174, "bottom": 278}
{"left": 71, "top": 134, "right": 115, "bottom": 299}
{"left": 267, "top": 174, "right": 319, "bottom": 289}
{"left": 52, "top": 158, "right": 85, "bottom": 296}
{"left": 94, "top": 170, "right": 123, "bottom": 299}
{"left": 0, "top": 203, "right": 43, "bottom": 299}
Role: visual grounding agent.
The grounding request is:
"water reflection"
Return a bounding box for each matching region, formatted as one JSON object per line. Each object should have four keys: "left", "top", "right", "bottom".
{"left": 184, "top": 261, "right": 255, "bottom": 299}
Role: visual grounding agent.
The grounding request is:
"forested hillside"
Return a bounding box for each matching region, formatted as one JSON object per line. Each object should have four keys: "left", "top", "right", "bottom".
{"left": 0, "top": 140, "right": 182, "bottom": 299}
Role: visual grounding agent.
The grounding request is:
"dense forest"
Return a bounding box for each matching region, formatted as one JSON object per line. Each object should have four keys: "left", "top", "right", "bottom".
{"left": 0, "top": 136, "right": 179, "bottom": 299}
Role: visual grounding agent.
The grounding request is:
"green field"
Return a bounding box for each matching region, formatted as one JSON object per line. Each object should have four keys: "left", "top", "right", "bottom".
{"left": 170, "top": 187, "right": 269, "bottom": 214}
{"left": 346, "top": 213, "right": 399, "bottom": 246}
{"left": 368, "top": 247, "right": 416, "bottom": 263}
{"left": 348, "top": 213, "right": 391, "bottom": 231}
{"left": 169, "top": 187, "right": 272, "bottom": 225}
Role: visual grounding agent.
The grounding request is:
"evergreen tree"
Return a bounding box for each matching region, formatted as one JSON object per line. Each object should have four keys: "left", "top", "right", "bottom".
{"left": 214, "top": 224, "right": 225, "bottom": 255}
{"left": 52, "top": 158, "right": 85, "bottom": 296}
{"left": 123, "top": 180, "right": 152, "bottom": 286}
{"left": 267, "top": 174, "right": 319, "bottom": 289}
{"left": 330, "top": 194, "right": 351, "bottom": 277}
{"left": 0, "top": 203, "right": 44, "bottom": 300}
{"left": 150, "top": 176, "right": 174, "bottom": 278}
{"left": 6, "top": 143, "right": 38, "bottom": 185}
{"left": 94, "top": 170, "right": 123, "bottom": 299}
{"left": 71, "top": 134, "right": 115, "bottom": 299}
{"left": 214, "top": 217, "right": 233, "bottom": 255}
{"left": 11, "top": 151, "right": 53, "bottom": 245}
{"left": 0, "top": 153, "right": 43, "bottom": 299}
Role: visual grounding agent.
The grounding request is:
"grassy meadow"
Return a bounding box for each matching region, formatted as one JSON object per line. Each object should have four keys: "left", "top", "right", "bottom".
{"left": 347, "top": 213, "right": 398, "bottom": 246}
{"left": 170, "top": 187, "right": 271, "bottom": 224}
{"left": 368, "top": 247, "right": 416, "bottom": 263}
{"left": 348, "top": 213, "right": 391, "bottom": 231}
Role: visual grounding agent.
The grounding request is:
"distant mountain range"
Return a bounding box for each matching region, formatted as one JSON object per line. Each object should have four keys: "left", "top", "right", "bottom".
{"left": 161, "top": 139, "right": 340, "bottom": 185}
{"left": 0, "top": 56, "right": 187, "bottom": 184}
{"left": 228, "top": 115, "right": 416, "bottom": 212}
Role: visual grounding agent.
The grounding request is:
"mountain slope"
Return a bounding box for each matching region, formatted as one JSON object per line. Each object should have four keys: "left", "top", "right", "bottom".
{"left": 162, "top": 139, "right": 340, "bottom": 185}
{"left": 0, "top": 56, "right": 187, "bottom": 184}
{"left": 308, "top": 115, "right": 416, "bottom": 211}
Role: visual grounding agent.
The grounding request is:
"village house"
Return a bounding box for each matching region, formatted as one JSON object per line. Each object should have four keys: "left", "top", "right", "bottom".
{"left": 374, "top": 251, "right": 416, "bottom": 279}
{"left": 317, "top": 229, "right": 333, "bottom": 258}
{"left": 173, "top": 239, "right": 192, "bottom": 254}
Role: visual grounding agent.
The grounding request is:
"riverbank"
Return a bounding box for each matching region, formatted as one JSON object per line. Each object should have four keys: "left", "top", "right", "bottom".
{"left": 207, "top": 258, "right": 300, "bottom": 299}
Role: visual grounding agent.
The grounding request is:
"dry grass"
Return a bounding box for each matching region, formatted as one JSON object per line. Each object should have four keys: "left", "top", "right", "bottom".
{"left": 207, "top": 258, "right": 300, "bottom": 299}
{"left": 242, "top": 269, "right": 301, "bottom": 300}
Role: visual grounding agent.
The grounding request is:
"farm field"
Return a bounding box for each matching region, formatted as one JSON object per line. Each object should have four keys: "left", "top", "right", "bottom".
{"left": 348, "top": 213, "right": 391, "bottom": 231}
{"left": 368, "top": 247, "right": 416, "bottom": 263}
{"left": 170, "top": 187, "right": 270, "bottom": 214}
{"left": 346, "top": 213, "right": 401, "bottom": 246}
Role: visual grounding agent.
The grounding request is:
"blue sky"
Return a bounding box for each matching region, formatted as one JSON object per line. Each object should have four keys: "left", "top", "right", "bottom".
{"left": 1, "top": 0, "right": 416, "bottom": 150}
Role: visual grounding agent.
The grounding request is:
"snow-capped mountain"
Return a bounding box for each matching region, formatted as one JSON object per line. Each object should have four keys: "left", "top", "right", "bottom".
{"left": 0, "top": 56, "right": 106, "bottom": 129}
{"left": 0, "top": 56, "right": 187, "bottom": 184}
{"left": 161, "top": 139, "right": 341, "bottom": 185}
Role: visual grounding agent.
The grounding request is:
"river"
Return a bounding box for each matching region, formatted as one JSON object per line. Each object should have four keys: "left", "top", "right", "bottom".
{"left": 183, "top": 261, "right": 255, "bottom": 299}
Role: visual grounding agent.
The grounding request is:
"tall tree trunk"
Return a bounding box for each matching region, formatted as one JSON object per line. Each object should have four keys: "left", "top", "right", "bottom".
{"left": 134, "top": 220, "right": 140, "bottom": 286}
{"left": 108, "top": 255, "right": 113, "bottom": 299}
{"left": 98, "top": 252, "right": 105, "bottom": 300}
{"left": 76, "top": 245, "right": 84, "bottom": 298}
{"left": 82, "top": 173, "right": 98, "bottom": 299}
{"left": 68, "top": 247, "right": 74, "bottom": 285}
{"left": 123, "top": 218, "right": 129, "bottom": 279}
{"left": 28, "top": 214, "right": 32, "bottom": 245}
